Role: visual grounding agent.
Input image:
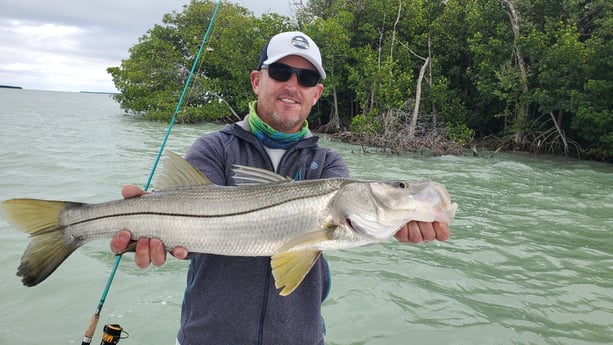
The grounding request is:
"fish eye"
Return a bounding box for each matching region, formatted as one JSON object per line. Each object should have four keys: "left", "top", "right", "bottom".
{"left": 394, "top": 181, "right": 409, "bottom": 189}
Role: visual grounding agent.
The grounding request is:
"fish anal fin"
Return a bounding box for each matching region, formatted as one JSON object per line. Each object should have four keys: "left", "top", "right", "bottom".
{"left": 155, "top": 151, "right": 211, "bottom": 190}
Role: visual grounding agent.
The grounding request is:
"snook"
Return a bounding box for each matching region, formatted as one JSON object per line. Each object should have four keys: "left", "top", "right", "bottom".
{"left": 1, "top": 152, "right": 457, "bottom": 295}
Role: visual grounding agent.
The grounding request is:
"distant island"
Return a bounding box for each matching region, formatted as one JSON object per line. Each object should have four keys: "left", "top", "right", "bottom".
{"left": 0, "top": 85, "right": 23, "bottom": 89}
{"left": 80, "top": 91, "right": 117, "bottom": 95}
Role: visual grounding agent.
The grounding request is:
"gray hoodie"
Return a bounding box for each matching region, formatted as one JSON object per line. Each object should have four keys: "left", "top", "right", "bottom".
{"left": 176, "top": 118, "right": 350, "bottom": 345}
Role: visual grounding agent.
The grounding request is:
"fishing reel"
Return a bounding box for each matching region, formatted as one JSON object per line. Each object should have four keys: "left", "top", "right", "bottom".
{"left": 100, "top": 324, "right": 128, "bottom": 345}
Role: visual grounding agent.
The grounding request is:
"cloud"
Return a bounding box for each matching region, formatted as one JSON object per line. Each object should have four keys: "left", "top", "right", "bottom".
{"left": 0, "top": 1, "right": 294, "bottom": 92}
{"left": 0, "top": 18, "right": 114, "bottom": 91}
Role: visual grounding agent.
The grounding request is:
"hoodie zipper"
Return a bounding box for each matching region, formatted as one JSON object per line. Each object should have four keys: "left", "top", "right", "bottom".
{"left": 257, "top": 262, "right": 272, "bottom": 345}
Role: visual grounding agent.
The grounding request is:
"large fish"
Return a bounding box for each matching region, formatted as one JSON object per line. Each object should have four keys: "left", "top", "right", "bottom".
{"left": 1, "top": 151, "right": 457, "bottom": 295}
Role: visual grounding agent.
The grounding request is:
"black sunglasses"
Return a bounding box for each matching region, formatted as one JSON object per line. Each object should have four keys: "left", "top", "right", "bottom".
{"left": 261, "top": 63, "right": 321, "bottom": 87}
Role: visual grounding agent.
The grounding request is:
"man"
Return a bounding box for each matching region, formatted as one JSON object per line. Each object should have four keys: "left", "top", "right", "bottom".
{"left": 111, "top": 31, "right": 450, "bottom": 345}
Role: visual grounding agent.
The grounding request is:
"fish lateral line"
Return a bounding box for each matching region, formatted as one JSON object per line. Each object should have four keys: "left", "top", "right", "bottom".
{"left": 63, "top": 192, "right": 330, "bottom": 227}
{"left": 63, "top": 208, "right": 277, "bottom": 226}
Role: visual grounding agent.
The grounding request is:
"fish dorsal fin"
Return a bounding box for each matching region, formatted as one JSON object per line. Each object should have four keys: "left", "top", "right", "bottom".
{"left": 232, "top": 165, "right": 291, "bottom": 186}
{"left": 155, "top": 151, "right": 211, "bottom": 190}
{"left": 271, "top": 229, "right": 334, "bottom": 296}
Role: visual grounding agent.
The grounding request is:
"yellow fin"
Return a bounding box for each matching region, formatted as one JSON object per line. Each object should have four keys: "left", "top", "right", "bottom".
{"left": 155, "top": 151, "right": 211, "bottom": 189}
{"left": 271, "top": 250, "right": 322, "bottom": 296}
{"left": 271, "top": 230, "right": 334, "bottom": 296}
{"left": 1, "top": 199, "right": 81, "bottom": 286}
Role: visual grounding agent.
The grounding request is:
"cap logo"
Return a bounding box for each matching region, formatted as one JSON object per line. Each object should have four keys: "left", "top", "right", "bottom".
{"left": 290, "top": 36, "right": 310, "bottom": 50}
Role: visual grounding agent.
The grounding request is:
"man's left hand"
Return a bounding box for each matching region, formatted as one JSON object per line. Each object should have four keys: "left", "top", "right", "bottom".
{"left": 394, "top": 221, "right": 450, "bottom": 243}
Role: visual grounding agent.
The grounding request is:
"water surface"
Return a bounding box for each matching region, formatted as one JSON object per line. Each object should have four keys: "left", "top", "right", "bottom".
{"left": 0, "top": 89, "right": 611, "bottom": 344}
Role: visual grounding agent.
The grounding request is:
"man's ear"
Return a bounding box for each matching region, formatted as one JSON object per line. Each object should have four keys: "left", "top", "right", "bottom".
{"left": 312, "top": 83, "right": 324, "bottom": 105}
{"left": 250, "top": 70, "right": 261, "bottom": 94}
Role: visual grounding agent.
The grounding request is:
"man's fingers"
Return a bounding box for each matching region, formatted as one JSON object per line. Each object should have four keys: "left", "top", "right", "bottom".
{"left": 394, "top": 225, "right": 409, "bottom": 243}
{"left": 112, "top": 230, "right": 186, "bottom": 268}
{"left": 111, "top": 229, "right": 132, "bottom": 253}
{"left": 172, "top": 246, "right": 189, "bottom": 260}
{"left": 407, "top": 221, "right": 423, "bottom": 243}
{"left": 418, "top": 221, "right": 436, "bottom": 242}
{"left": 395, "top": 221, "right": 451, "bottom": 243}
{"left": 134, "top": 238, "right": 152, "bottom": 269}
{"left": 434, "top": 221, "right": 451, "bottom": 241}
{"left": 122, "top": 184, "right": 147, "bottom": 199}
{"left": 149, "top": 238, "right": 167, "bottom": 266}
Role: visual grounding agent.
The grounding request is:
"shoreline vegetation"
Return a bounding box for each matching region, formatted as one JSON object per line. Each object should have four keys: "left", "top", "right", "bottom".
{"left": 318, "top": 118, "right": 587, "bottom": 160}
{"left": 326, "top": 128, "right": 586, "bottom": 160}
{"left": 320, "top": 122, "right": 586, "bottom": 160}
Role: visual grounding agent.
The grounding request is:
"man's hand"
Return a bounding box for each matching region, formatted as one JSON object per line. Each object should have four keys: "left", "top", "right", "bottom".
{"left": 394, "top": 221, "right": 450, "bottom": 243}
{"left": 110, "top": 185, "right": 188, "bottom": 269}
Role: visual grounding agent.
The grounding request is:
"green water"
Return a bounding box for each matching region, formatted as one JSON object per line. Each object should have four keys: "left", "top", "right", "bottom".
{"left": 0, "top": 89, "right": 611, "bottom": 345}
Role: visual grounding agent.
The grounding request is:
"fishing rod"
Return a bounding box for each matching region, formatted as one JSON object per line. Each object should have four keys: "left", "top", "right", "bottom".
{"left": 80, "top": 1, "right": 221, "bottom": 344}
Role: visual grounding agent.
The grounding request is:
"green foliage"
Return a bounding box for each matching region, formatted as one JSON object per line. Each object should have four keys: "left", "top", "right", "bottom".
{"left": 109, "top": 0, "right": 613, "bottom": 161}
{"left": 568, "top": 3, "right": 613, "bottom": 160}
{"left": 349, "top": 112, "right": 383, "bottom": 137}
{"left": 446, "top": 123, "right": 474, "bottom": 146}
{"left": 427, "top": 75, "right": 469, "bottom": 125}
{"left": 108, "top": 0, "right": 295, "bottom": 122}
{"left": 303, "top": 15, "right": 353, "bottom": 124}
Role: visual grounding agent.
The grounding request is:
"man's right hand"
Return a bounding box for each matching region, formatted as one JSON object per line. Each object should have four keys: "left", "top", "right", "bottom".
{"left": 110, "top": 185, "right": 188, "bottom": 269}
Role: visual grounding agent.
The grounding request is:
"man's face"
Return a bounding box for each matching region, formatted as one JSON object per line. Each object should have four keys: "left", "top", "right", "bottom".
{"left": 250, "top": 55, "right": 324, "bottom": 133}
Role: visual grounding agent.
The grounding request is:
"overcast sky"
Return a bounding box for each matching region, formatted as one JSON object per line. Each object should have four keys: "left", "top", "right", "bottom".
{"left": 0, "top": 0, "right": 294, "bottom": 92}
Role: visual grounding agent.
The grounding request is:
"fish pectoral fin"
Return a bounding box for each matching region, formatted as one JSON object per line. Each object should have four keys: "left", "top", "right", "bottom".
{"left": 155, "top": 151, "right": 212, "bottom": 190}
{"left": 271, "top": 229, "right": 334, "bottom": 296}
{"left": 271, "top": 250, "right": 322, "bottom": 296}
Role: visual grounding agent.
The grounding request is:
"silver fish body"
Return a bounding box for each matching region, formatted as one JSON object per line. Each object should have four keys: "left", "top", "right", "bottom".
{"left": 2, "top": 152, "right": 457, "bottom": 295}
{"left": 64, "top": 178, "right": 349, "bottom": 256}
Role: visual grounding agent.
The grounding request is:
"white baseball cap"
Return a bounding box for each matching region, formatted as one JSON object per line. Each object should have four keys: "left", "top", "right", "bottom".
{"left": 257, "top": 31, "right": 326, "bottom": 80}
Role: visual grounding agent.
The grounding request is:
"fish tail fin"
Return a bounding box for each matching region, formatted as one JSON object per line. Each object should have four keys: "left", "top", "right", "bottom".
{"left": 1, "top": 199, "right": 81, "bottom": 286}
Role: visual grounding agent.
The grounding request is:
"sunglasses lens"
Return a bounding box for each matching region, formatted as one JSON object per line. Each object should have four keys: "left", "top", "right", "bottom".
{"left": 268, "top": 65, "right": 293, "bottom": 82}
{"left": 266, "top": 63, "right": 320, "bottom": 87}
{"left": 297, "top": 70, "right": 319, "bottom": 87}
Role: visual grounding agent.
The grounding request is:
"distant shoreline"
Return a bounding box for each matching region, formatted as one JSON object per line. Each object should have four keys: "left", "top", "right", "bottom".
{"left": 0, "top": 86, "right": 117, "bottom": 94}
{"left": 0, "top": 85, "right": 23, "bottom": 89}
{"left": 80, "top": 91, "right": 117, "bottom": 95}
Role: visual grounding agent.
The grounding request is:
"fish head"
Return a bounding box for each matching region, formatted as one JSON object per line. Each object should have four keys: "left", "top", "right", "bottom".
{"left": 334, "top": 180, "right": 457, "bottom": 240}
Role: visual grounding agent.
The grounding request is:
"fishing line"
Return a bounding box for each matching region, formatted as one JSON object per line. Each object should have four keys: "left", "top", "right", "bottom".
{"left": 80, "top": 1, "right": 222, "bottom": 344}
